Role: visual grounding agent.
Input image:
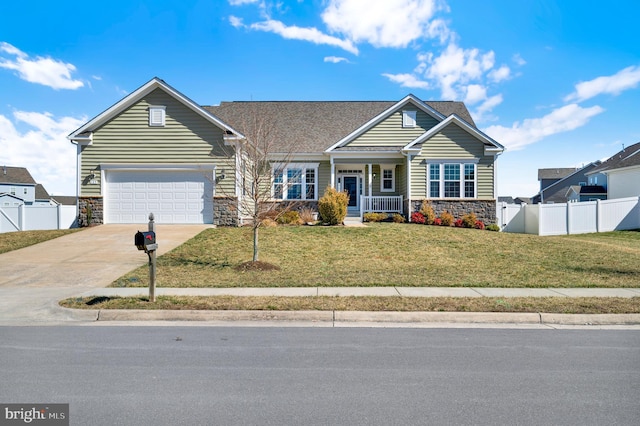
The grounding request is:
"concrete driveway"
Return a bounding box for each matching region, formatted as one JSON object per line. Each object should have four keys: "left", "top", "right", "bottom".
{"left": 0, "top": 224, "right": 210, "bottom": 324}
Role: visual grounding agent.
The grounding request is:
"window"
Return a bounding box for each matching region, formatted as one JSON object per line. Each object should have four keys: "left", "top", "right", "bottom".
{"left": 380, "top": 167, "right": 395, "bottom": 192}
{"left": 402, "top": 110, "right": 417, "bottom": 128}
{"left": 10, "top": 187, "right": 15, "bottom": 196}
{"left": 272, "top": 164, "right": 318, "bottom": 200}
{"left": 23, "top": 188, "right": 28, "bottom": 195}
{"left": 427, "top": 162, "right": 477, "bottom": 199}
{"left": 149, "top": 105, "right": 166, "bottom": 127}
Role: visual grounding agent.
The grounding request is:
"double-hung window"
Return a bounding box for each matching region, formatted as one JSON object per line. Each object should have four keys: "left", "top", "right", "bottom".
{"left": 272, "top": 163, "right": 318, "bottom": 200}
{"left": 380, "top": 166, "right": 395, "bottom": 192}
{"left": 427, "top": 162, "right": 477, "bottom": 199}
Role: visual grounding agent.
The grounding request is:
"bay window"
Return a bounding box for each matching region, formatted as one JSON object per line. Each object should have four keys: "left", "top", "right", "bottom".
{"left": 427, "top": 162, "right": 477, "bottom": 199}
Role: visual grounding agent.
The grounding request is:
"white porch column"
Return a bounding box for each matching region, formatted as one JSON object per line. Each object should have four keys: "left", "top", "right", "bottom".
{"left": 368, "top": 163, "right": 373, "bottom": 196}
{"left": 406, "top": 154, "right": 412, "bottom": 220}
{"left": 330, "top": 157, "right": 335, "bottom": 188}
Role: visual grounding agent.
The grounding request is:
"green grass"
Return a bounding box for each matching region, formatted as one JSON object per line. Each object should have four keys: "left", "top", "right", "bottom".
{"left": 0, "top": 229, "right": 82, "bottom": 254}
{"left": 111, "top": 224, "right": 640, "bottom": 288}
{"left": 61, "top": 295, "right": 640, "bottom": 314}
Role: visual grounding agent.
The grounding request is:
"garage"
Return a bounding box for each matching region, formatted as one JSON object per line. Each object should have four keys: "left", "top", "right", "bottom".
{"left": 104, "top": 169, "right": 214, "bottom": 224}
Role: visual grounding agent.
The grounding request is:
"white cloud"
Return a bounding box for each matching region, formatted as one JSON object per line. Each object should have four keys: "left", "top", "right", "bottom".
{"left": 512, "top": 53, "right": 526, "bottom": 66}
{"left": 228, "top": 0, "right": 260, "bottom": 5}
{"left": 321, "top": 0, "right": 441, "bottom": 48}
{"left": 229, "top": 15, "right": 244, "bottom": 28}
{"left": 249, "top": 19, "right": 359, "bottom": 55}
{"left": 464, "top": 84, "right": 487, "bottom": 105}
{"left": 324, "top": 56, "right": 349, "bottom": 64}
{"left": 488, "top": 65, "right": 510, "bottom": 83}
{"left": 564, "top": 65, "right": 640, "bottom": 102}
{"left": 0, "top": 111, "right": 86, "bottom": 195}
{"left": 482, "top": 104, "right": 605, "bottom": 151}
{"left": 382, "top": 73, "right": 430, "bottom": 89}
{"left": 0, "top": 42, "right": 84, "bottom": 90}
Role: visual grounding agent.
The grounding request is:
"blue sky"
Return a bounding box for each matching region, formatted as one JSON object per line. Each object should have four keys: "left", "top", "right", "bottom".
{"left": 1, "top": 0, "right": 639, "bottom": 197}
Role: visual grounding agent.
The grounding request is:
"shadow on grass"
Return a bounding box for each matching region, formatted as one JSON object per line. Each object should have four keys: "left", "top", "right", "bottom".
{"left": 566, "top": 265, "right": 639, "bottom": 276}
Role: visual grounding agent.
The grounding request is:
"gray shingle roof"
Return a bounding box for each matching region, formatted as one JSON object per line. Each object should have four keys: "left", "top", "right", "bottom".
{"left": 205, "top": 100, "right": 475, "bottom": 153}
{"left": 537, "top": 168, "right": 577, "bottom": 180}
{"left": 35, "top": 184, "right": 50, "bottom": 200}
{"left": 590, "top": 141, "right": 640, "bottom": 173}
{"left": 0, "top": 166, "right": 37, "bottom": 185}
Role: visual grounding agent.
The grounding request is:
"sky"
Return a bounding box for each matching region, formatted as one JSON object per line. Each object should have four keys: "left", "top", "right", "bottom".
{"left": 1, "top": 0, "right": 639, "bottom": 197}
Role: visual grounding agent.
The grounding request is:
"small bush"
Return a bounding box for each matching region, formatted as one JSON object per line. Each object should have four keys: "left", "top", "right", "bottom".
{"left": 277, "top": 210, "right": 302, "bottom": 225}
{"left": 392, "top": 213, "right": 406, "bottom": 223}
{"left": 318, "top": 186, "right": 349, "bottom": 225}
{"left": 439, "top": 211, "right": 454, "bottom": 226}
{"left": 475, "top": 220, "right": 485, "bottom": 230}
{"left": 461, "top": 213, "right": 478, "bottom": 228}
{"left": 411, "top": 211, "right": 425, "bottom": 224}
{"left": 364, "top": 212, "right": 388, "bottom": 222}
{"left": 454, "top": 219, "right": 464, "bottom": 228}
{"left": 433, "top": 218, "right": 442, "bottom": 226}
{"left": 486, "top": 223, "right": 500, "bottom": 232}
{"left": 299, "top": 208, "right": 316, "bottom": 223}
{"left": 261, "top": 218, "right": 278, "bottom": 227}
{"left": 419, "top": 200, "right": 436, "bottom": 225}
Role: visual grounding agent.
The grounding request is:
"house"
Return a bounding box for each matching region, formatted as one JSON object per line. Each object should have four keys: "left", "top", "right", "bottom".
{"left": 586, "top": 142, "right": 640, "bottom": 199}
{"left": 68, "top": 78, "right": 504, "bottom": 226}
{"left": 0, "top": 166, "right": 55, "bottom": 206}
{"left": 532, "top": 162, "right": 601, "bottom": 204}
{"left": 565, "top": 185, "right": 607, "bottom": 203}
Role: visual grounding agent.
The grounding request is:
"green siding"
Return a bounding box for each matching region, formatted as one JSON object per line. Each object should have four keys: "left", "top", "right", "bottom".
{"left": 348, "top": 108, "right": 439, "bottom": 147}
{"left": 80, "top": 88, "right": 236, "bottom": 196}
{"left": 410, "top": 122, "right": 495, "bottom": 200}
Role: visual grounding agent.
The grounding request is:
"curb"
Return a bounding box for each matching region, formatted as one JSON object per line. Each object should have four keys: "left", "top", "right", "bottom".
{"left": 93, "top": 309, "right": 640, "bottom": 325}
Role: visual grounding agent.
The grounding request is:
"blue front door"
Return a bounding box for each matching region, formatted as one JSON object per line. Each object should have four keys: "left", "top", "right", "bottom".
{"left": 343, "top": 176, "right": 358, "bottom": 208}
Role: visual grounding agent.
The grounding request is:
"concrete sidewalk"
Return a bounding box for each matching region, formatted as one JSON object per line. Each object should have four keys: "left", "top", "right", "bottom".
{"left": 79, "top": 286, "right": 640, "bottom": 298}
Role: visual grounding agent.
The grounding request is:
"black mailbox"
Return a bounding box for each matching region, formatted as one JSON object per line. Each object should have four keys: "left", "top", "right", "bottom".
{"left": 135, "top": 231, "right": 156, "bottom": 251}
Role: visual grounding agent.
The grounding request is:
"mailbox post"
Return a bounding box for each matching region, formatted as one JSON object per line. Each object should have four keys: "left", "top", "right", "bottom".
{"left": 134, "top": 213, "right": 158, "bottom": 302}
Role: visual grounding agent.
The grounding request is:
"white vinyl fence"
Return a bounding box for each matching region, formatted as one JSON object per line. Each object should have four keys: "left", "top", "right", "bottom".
{"left": 0, "top": 205, "right": 77, "bottom": 233}
{"left": 498, "top": 196, "right": 640, "bottom": 236}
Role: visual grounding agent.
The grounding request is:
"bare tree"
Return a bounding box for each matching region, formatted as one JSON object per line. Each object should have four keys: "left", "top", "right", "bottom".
{"left": 222, "top": 108, "right": 298, "bottom": 263}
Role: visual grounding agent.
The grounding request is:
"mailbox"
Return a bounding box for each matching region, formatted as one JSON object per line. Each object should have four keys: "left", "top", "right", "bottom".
{"left": 135, "top": 231, "right": 156, "bottom": 251}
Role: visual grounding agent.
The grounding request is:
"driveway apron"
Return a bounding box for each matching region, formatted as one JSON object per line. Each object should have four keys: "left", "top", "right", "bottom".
{"left": 0, "top": 224, "right": 210, "bottom": 324}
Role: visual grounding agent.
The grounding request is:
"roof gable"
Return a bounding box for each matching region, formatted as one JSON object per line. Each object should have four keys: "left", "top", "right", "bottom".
{"left": 68, "top": 77, "right": 242, "bottom": 142}
{"left": 403, "top": 114, "right": 504, "bottom": 153}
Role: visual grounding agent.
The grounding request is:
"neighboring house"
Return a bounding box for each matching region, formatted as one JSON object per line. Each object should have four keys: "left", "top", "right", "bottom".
{"left": 532, "top": 162, "right": 601, "bottom": 204}
{"left": 586, "top": 142, "right": 640, "bottom": 200}
{"left": 565, "top": 185, "right": 607, "bottom": 203}
{"left": 68, "top": 77, "right": 504, "bottom": 226}
{"left": 0, "top": 166, "right": 55, "bottom": 206}
{"left": 51, "top": 196, "right": 78, "bottom": 206}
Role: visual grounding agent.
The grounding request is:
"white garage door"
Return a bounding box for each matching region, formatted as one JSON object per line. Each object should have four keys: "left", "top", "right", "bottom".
{"left": 105, "top": 170, "right": 214, "bottom": 224}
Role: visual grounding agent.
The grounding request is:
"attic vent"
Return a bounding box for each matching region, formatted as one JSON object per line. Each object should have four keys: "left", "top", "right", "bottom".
{"left": 149, "top": 105, "right": 166, "bottom": 127}
{"left": 402, "top": 110, "right": 417, "bottom": 128}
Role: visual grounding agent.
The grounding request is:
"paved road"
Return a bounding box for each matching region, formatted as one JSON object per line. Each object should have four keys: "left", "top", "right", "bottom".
{"left": 0, "top": 224, "right": 210, "bottom": 324}
{"left": 1, "top": 327, "right": 638, "bottom": 426}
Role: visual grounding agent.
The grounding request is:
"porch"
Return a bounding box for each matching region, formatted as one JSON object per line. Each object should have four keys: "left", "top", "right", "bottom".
{"left": 359, "top": 195, "right": 403, "bottom": 220}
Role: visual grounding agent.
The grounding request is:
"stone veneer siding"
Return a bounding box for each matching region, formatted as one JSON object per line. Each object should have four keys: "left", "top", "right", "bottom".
{"left": 214, "top": 196, "right": 239, "bottom": 227}
{"left": 78, "top": 196, "right": 104, "bottom": 227}
{"left": 411, "top": 199, "right": 497, "bottom": 225}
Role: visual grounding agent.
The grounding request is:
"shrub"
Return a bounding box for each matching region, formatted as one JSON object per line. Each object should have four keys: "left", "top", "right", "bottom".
{"left": 261, "top": 218, "right": 278, "bottom": 227}
{"left": 318, "top": 186, "right": 349, "bottom": 225}
{"left": 363, "top": 212, "right": 388, "bottom": 222}
{"left": 475, "top": 220, "right": 485, "bottom": 230}
{"left": 411, "top": 211, "right": 425, "bottom": 224}
{"left": 486, "top": 223, "right": 500, "bottom": 232}
{"left": 433, "top": 218, "right": 442, "bottom": 226}
{"left": 461, "top": 213, "right": 478, "bottom": 228}
{"left": 454, "top": 219, "right": 464, "bottom": 228}
{"left": 439, "top": 211, "right": 454, "bottom": 226}
{"left": 277, "top": 210, "right": 302, "bottom": 225}
{"left": 419, "top": 200, "right": 436, "bottom": 225}
{"left": 392, "top": 213, "right": 406, "bottom": 223}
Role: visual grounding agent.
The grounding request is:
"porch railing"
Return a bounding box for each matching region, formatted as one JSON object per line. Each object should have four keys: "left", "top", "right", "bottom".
{"left": 360, "top": 195, "right": 403, "bottom": 218}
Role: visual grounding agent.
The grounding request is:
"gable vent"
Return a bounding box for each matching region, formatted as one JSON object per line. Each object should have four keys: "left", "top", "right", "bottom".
{"left": 149, "top": 105, "right": 166, "bottom": 127}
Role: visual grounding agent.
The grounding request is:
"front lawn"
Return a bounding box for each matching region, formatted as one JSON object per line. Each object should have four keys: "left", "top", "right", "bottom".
{"left": 0, "top": 229, "right": 82, "bottom": 254}
{"left": 112, "top": 224, "right": 640, "bottom": 288}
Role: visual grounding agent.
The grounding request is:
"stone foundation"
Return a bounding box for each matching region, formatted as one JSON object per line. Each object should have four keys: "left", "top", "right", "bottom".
{"left": 214, "top": 196, "right": 239, "bottom": 227}
{"left": 411, "top": 199, "right": 497, "bottom": 224}
{"left": 79, "top": 197, "right": 104, "bottom": 226}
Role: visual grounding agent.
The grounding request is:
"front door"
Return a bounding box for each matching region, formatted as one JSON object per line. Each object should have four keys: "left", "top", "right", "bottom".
{"left": 343, "top": 176, "right": 359, "bottom": 209}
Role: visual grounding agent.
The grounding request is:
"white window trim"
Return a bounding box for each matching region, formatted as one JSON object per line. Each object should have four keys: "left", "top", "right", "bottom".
{"left": 149, "top": 105, "right": 166, "bottom": 127}
{"left": 271, "top": 163, "right": 319, "bottom": 201}
{"left": 380, "top": 165, "right": 396, "bottom": 193}
{"left": 426, "top": 161, "right": 478, "bottom": 199}
{"left": 402, "top": 110, "right": 417, "bottom": 128}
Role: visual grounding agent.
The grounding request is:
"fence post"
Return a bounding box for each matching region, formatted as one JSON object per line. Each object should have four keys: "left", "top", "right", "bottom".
{"left": 566, "top": 202, "right": 572, "bottom": 235}
{"left": 19, "top": 204, "right": 25, "bottom": 231}
{"left": 596, "top": 199, "right": 600, "bottom": 233}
